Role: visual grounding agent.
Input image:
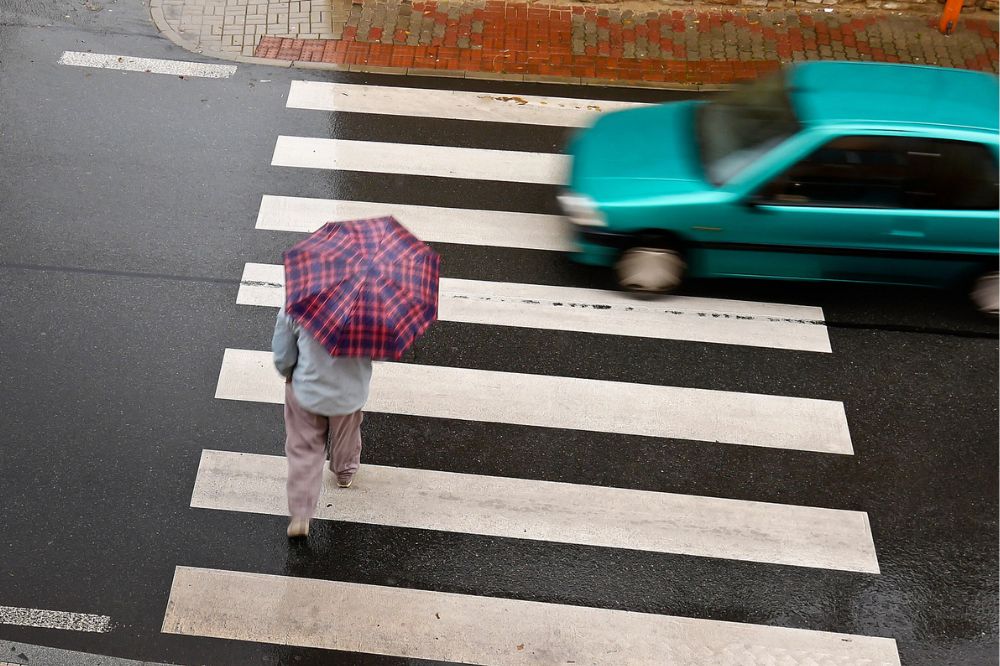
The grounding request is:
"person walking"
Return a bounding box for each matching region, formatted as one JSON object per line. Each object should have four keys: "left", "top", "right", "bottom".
{"left": 273, "top": 307, "right": 373, "bottom": 538}
{"left": 272, "top": 217, "right": 440, "bottom": 540}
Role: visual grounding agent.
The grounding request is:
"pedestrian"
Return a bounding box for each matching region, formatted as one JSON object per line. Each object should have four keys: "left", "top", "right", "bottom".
{"left": 273, "top": 216, "right": 440, "bottom": 540}
{"left": 272, "top": 307, "right": 373, "bottom": 539}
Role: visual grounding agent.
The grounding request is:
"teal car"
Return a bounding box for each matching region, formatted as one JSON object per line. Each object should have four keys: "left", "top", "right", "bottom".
{"left": 559, "top": 62, "right": 1000, "bottom": 314}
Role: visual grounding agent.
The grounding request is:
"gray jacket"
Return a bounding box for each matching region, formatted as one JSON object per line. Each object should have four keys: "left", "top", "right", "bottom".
{"left": 272, "top": 310, "right": 373, "bottom": 416}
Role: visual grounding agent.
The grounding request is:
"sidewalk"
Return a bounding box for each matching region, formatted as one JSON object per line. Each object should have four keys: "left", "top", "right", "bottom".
{"left": 149, "top": 0, "right": 998, "bottom": 86}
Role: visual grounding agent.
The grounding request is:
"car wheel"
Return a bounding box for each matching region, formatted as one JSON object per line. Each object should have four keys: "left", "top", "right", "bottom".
{"left": 616, "top": 246, "right": 686, "bottom": 294}
{"left": 969, "top": 270, "right": 999, "bottom": 316}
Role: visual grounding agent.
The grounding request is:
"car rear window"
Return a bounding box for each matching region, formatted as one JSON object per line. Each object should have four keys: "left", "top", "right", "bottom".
{"left": 903, "top": 139, "right": 999, "bottom": 211}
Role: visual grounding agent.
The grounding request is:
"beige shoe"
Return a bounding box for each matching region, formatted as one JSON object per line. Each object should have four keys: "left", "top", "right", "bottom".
{"left": 336, "top": 475, "right": 353, "bottom": 489}
{"left": 287, "top": 517, "right": 310, "bottom": 538}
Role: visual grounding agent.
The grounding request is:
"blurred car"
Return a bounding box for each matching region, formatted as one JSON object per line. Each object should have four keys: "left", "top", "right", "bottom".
{"left": 559, "top": 62, "right": 1000, "bottom": 314}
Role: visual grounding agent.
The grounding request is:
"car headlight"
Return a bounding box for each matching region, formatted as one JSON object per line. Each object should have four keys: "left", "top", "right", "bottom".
{"left": 557, "top": 193, "right": 607, "bottom": 227}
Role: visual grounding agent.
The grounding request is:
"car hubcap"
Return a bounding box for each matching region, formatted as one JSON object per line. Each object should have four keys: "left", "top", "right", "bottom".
{"left": 971, "top": 271, "right": 999, "bottom": 315}
{"left": 616, "top": 247, "right": 686, "bottom": 293}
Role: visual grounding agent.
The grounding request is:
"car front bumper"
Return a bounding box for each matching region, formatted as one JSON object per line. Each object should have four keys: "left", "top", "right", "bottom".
{"left": 565, "top": 221, "right": 631, "bottom": 267}
{"left": 558, "top": 191, "right": 632, "bottom": 267}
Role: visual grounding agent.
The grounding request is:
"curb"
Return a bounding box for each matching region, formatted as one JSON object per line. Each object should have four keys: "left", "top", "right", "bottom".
{"left": 147, "top": 0, "right": 727, "bottom": 90}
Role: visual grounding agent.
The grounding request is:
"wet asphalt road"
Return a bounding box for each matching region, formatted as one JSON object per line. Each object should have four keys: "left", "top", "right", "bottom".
{"left": 0, "top": 2, "right": 998, "bottom": 664}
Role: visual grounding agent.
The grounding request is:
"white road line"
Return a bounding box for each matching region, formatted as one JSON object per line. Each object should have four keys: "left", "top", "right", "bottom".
{"left": 194, "top": 450, "right": 879, "bottom": 572}
{"left": 239, "top": 263, "right": 831, "bottom": 352}
{"left": 286, "top": 80, "right": 646, "bottom": 127}
{"left": 57, "top": 51, "right": 236, "bottom": 78}
{"left": 0, "top": 605, "right": 112, "bottom": 633}
{"left": 216, "top": 349, "right": 852, "bottom": 453}
{"left": 163, "top": 567, "right": 901, "bottom": 665}
{"left": 255, "top": 195, "right": 573, "bottom": 251}
{"left": 272, "top": 136, "right": 569, "bottom": 185}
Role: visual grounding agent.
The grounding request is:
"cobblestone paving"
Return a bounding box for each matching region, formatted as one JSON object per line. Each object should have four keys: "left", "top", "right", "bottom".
{"left": 152, "top": 0, "right": 999, "bottom": 84}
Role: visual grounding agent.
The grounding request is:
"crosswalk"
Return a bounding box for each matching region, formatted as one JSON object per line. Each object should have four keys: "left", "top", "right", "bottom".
{"left": 217, "top": 348, "right": 851, "bottom": 453}
{"left": 163, "top": 567, "right": 900, "bottom": 665}
{"left": 286, "top": 80, "right": 646, "bottom": 127}
{"left": 239, "top": 262, "right": 833, "bottom": 351}
{"left": 165, "top": 79, "right": 900, "bottom": 664}
{"left": 272, "top": 136, "right": 570, "bottom": 184}
{"left": 192, "top": 449, "right": 877, "bottom": 571}
{"left": 255, "top": 195, "right": 573, "bottom": 249}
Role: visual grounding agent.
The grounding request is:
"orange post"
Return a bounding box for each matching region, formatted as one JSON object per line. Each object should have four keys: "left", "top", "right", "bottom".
{"left": 939, "top": 0, "right": 964, "bottom": 34}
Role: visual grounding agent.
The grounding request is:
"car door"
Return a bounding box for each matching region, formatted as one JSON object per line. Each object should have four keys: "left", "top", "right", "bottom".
{"left": 887, "top": 138, "right": 1000, "bottom": 285}
{"left": 709, "top": 135, "right": 910, "bottom": 282}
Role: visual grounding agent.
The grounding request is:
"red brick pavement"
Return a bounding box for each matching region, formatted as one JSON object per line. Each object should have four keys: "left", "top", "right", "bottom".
{"left": 255, "top": 3, "right": 999, "bottom": 84}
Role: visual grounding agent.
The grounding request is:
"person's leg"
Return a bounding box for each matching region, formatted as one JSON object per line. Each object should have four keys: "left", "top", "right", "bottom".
{"left": 328, "top": 410, "right": 363, "bottom": 487}
{"left": 284, "top": 383, "right": 330, "bottom": 535}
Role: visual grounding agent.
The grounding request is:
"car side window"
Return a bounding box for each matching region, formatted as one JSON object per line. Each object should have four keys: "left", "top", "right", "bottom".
{"left": 757, "top": 136, "right": 999, "bottom": 211}
{"left": 901, "top": 139, "right": 999, "bottom": 211}
{"left": 756, "top": 136, "right": 908, "bottom": 208}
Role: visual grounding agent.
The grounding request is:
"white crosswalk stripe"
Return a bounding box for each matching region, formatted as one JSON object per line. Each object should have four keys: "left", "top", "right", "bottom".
{"left": 163, "top": 567, "right": 901, "bottom": 665}
{"left": 272, "top": 136, "right": 570, "bottom": 184}
{"left": 286, "top": 80, "right": 646, "bottom": 127}
{"left": 254, "top": 195, "right": 573, "bottom": 251}
{"left": 193, "top": 450, "right": 879, "bottom": 572}
{"left": 216, "top": 348, "right": 852, "bottom": 453}
{"left": 239, "top": 262, "right": 832, "bottom": 351}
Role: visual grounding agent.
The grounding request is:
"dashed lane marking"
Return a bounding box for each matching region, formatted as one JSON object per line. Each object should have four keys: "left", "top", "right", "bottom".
{"left": 57, "top": 51, "right": 237, "bottom": 78}
{"left": 0, "top": 605, "right": 112, "bottom": 633}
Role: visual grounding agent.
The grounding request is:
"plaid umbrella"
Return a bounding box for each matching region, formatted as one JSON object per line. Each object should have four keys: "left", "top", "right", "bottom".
{"left": 283, "top": 217, "right": 440, "bottom": 360}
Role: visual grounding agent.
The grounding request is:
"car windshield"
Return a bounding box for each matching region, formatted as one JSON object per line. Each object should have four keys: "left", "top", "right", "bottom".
{"left": 697, "top": 71, "right": 801, "bottom": 186}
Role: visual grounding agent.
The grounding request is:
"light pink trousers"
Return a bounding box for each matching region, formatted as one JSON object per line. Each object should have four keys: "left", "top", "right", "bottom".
{"left": 284, "top": 383, "right": 363, "bottom": 521}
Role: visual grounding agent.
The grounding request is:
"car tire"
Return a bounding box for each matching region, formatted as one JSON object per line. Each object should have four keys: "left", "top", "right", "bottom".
{"left": 616, "top": 246, "right": 687, "bottom": 294}
{"left": 969, "top": 270, "right": 999, "bottom": 316}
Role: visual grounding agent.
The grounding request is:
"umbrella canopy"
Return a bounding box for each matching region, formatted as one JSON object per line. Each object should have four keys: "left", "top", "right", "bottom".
{"left": 283, "top": 217, "right": 440, "bottom": 360}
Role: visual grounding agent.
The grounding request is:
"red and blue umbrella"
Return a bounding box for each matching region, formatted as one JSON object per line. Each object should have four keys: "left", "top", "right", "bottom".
{"left": 283, "top": 217, "right": 440, "bottom": 360}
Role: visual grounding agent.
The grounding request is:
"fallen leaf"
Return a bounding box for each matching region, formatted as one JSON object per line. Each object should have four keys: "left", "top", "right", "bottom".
{"left": 488, "top": 95, "right": 529, "bottom": 105}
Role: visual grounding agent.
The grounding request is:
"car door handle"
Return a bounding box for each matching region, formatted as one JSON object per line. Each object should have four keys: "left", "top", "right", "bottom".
{"left": 692, "top": 226, "right": 723, "bottom": 232}
{"left": 887, "top": 230, "right": 925, "bottom": 238}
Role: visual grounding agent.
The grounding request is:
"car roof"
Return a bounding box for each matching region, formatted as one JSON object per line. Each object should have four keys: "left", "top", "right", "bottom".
{"left": 788, "top": 62, "right": 1000, "bottom": 134}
